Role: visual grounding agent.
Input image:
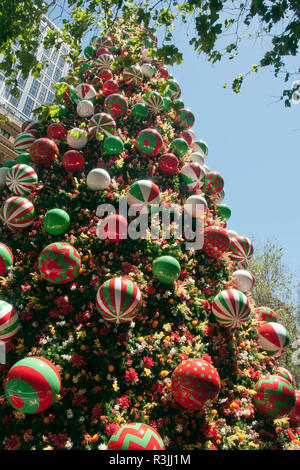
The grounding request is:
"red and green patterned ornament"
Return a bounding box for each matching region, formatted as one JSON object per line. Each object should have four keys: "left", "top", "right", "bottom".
{"left": 229, "top": 236, "right": 254, "bottom": 263}
{"left": 87, "top": 113, "right": 116, "bottom": 139}
{"left": 202, "top": 226, "right": 230, "bottom": 258}
{"left": 257, "top": 322, "right": 290, "bottom": 358}
{"left": 217, "top": 204, "right": 231, "bottom": 221}
{"left": 276, "top": 367, "right": 294, "bottom": 385}
{"left": 127, "top": 180, "right": 161, "bottom": 213}
{"left": 30, "top": 138, "right": 59, "bottom": 168}
{"left": 21, "top": 120, "right": 39, "bottom": 138}
{"left": 180, "top": 163, "right": 206, "bottom": 191}
{"left": 4, "top": 357, "right": 61, "bottom": 414}
{"left": 0, "top": 196, "right": 35, "bottom": 231}
{"left": 143, "top": 92, "right": 164, "bottom": 114}
{"left": 14, "top": 133, "right": 36, "bottom": 153}
{"left": 212, "top": 288, "right": 251, "bottom": 328}
{"left": 289, "top": 390, "right": 300, "bottom": 426}
{"left": 192, "top": 140, "right": 208, "bottom": 157}
{"left": 169, "top": 138, "right": 188, "bottom": 158}
{"left": 203, "top": 171, "right": 224, "bottom": 196}
{"left": 95, "top": 53, "right": 114, "bottom": 71}
{"left": 0, "top": 242, "right": 13, "bottom": 275}
{"left": 75, "top": 83, "right": 97, "bottom": 102}
{"left": 253, "top": 375, "right": 296, "bottom": 419}
{"left": 254, "top": 306, "right": 277, "bottom": 323}
{"left": 175, "top": 108, "right": 195, "bottom": 129}
{"left": 104, "top": 94, "right": 128, "bottom": 117}
{"left": 0, "top": 300, "right": 19, "bottom": 342}
{"left": 136, "top": 129, "right": 163, "bottom": 156}
{"left": 166, "top": 78, "right": 181, "bottom": 99}
{"left": 96, "top": 277, "right": 142, "bottom": 324}
{"left": 171, "top": 358, "right": 221, "bottom": 410}
{"left": 6, "top": 164, "right": 38, "bottom": 196}
{"left": 108, "top": 423, "right": 165, "bottom": 450}
{"left": 123, "top": 66, "right": 143, "bottom": 86}
{"left": 39, "top": 242, "right": 81, "bottom": 284}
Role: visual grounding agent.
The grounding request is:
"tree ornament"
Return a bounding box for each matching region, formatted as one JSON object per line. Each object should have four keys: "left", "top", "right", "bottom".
{"left": 163, "top": 96, "right": 172, "bottom": 111}
{"left": 0, "top": 242, "right": 13, "bottom": 275}
{"left": 203, "top": 171, "right": 224, "bottom": 196}
{"left": 43, "top": 209, "right": 70, "bottom": 236}
{"left": 87, "top": 169, "right": 111, "bottom": 190}
{"left": 229, "top": 236, "right": 254, "bottom": 263}
{"left": 141, "top": 48, "right": 153, "bottom": 63}
{"left": 76, "top": 99, "right": 95, "bottom": 118}
{"left": 98, "top": 69, "right": 113, "bottom": 81}
{"left": 123, "top": 66, "right": 143, "bottom": 86}
{"left": 39, "top": 242, "right": 81, "bottom": 284}
{"left": 171, "top": 358, "right": 220, "bottom": 410}
{"left": 169, "top": 138, "right": 188, "bottom": 158}
{"left": 185, "top": 195, "right": 208, "bottom": 217}
{"left": 166, "top": 78, "right": 181, "bottom": 99}
{"left": 84, "top": 45, "right": 94, "bottom": 58}
{"left": 47, "top": 123, "right": 67, "bottom": 142}
{"left": 212, "top": 289, "right": 251, "bottom": 328}
{"left": 227, "top": 229, "right": 238, "bottom": 239}
{"left": 104, "top": 94, "right": 128, "bottom": 117}
{"left": 127, "top": 180, "right": 161, "bottom": 213}
{"left": 141, "top": 63, "right": 155, "bottom": 78}
{"left": 257, "top": 322, "right": 290, "bottom": 358}
{"left": 103, "top": 135, "right": 124, "bottom": 155}
{"left": 0, "top": 197, "right": 35, "bottom": 231}
{"left": 97, "top": 214, "right": 128, "bottom": 242}
{"left": 4, "top": 357, "right": 61, "bottom": 414}
{"left": 289, "top": 390, "right": 300, "bottom": 427}
{"left": 0, "top": 300, "right": 19, "bottom": 342}
{"left": 152, "top": 255, "right": 181, "bottom": 285}
{"left": 253, "top": 375, "right": 296, "bottom": 419}
{"left": 108, "top": 423, "right": 165, "bottom": 450}
{"left": 180, "top": 163, "right": 206, "bottom": 191}
{"left": 67, "top": 128, "right": 88, "bottom": 150}
{"left": 175, "top": 108, "right": 195, "bottom": 129}
{"left": 136, "top": 129, "right": 163, "bottom": 156}
{"left": 103, "top": 79, "right": 119, "bottom": 95}
{"left": 192, "top": 140, "right": 208, "bottom": 157}
{"left": 75, "top": 83, "right": 97, "bottom": 102}
{"left": 217, "top": 204, "right": 231, "bottom": 221}
{"left": 87, "top": 113, "right": 116, "bottom": 139}
{"left": 62, "top": 150, "right": 85, "bottom": 172}
{"left": 21, "top": 120, "right": 39, "bottom": 138}
{"left": 131, "top": 103, "right": 149, "bottom": 119}
{"left": 30, "top": 138, "right": 59, "bottom": 167}
{"left": 232, "top": 269, "right": 255, "bottom": 292}
{"left": 254, "top": 306, "right": 277, "bottom": 323}
{"left": 96, "top": 277, "right": 142, "bottom": 324}
{"left": 2, "top": 160, "right": 16, "bottom": 169}
{"left": 215, "top": 189, "right": 225, "bottom": 205}
{"left": 143, "top": 92, "right": 164, "bottom": 114}
{"left": 14, "top": 133, "right": 36, "bottom": 153}
{"left": 6, "top": 164, "right": 38, "bottom": 196}
{"left": 188, "top": 152, "right": 205, "bottom": 166}
{"left": 158, "top": 153, "right": 179, "bottom": 175}
{"left": 16, "top": 152, "right": 31, "bottom": 165}
{"left": 58, "top": 82, "right": 78, "bottom": 104}
{"left": 159, "top": 66, "right": 169, "bottom": 79}
{"left": 276, "top": 367, "right": 294, "bottom": 385}
{"left": 95, "top": 53, "right": 114, "bottom": 71}
{"left": 202, "top": 226, "right": 230, "bottom": 258}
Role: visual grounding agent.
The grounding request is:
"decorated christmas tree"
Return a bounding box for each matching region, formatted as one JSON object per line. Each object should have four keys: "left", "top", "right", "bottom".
{"left": 0, "top": 16, "right": 299, "bottom": 451}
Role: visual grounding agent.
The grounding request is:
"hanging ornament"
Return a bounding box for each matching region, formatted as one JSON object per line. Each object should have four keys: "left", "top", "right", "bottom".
{"left": 127, "top": 180, "right": 161, "bottom": 213}
{"left": 6, "top": 164, "right": 38, "bottom": 196}
{"left": 215, "top": 189, "right": 225, "bottom": 205}
{"left": 43, "top": 209, "right": 70, "bottom": 236}
{"left": 188, "top": 152, "right": 205, "bottom": 166}
{"left": 232, "top": 269, "right": 255, "bottom": 292}
{"left": 276, "top": 367, "right": 294, "bottom": 385}
{"left": 152, "top": 255, "right": 181, "bottom": 285}
{"left": 180, "top": 163, "right": 206, "bottom": 191}
{"left": 227, "top": 229, "right": 238, "bottom": 239}
{"left": 181, "top": 130, "right": 193, "bottom": 146}
{"left": 158, "top": 153, "right": 179, "bottom": 175}
{"left": 136, "top": 128, "right": 163, "bottom": 156}
{"left": 192, "top": 140, "right": 208, "bottom": 157}
{"left": 67, "top": 128, "right": 88, "bottom": 150}
{"left": 131, "top": 103, "right": 149, "bottom": 119}
{"left": 159, "top": 66, "right": 169, "bottom": 79}
{"left": 98, "top": 69, "right": 113, "bottom": 81}
{"left": 289, "top": 390, "right": 300, "bottom": 427}
{"left": 229, "top": 236, "right": 254, "bottom": 263}
{"left": 21, "top": 120, "right": 39, "bottom": 138}
{"left": 97, "top": 214, "right": 128, "bottom": 242}
{"left": 39, "top": 242, "right": 81, "bottom": 284}
{"left": 143, "top": 92, "right": 164, "bottom": 115}
{"left": 212, "top": 289, "right": 251, "bottom": 328}
{"left": 217, "top": 204, "right": 231, "bottom": 221}
{"left": 102, "top": 80, "right": 119, "bottom": 96}
{"left": 14, "top": 133, "right": 36, "bottom": 153}
{"left": 0, "top": 242, "right": 13, "bottom": 275}
{"left": 185, "top": 195, "right": 208, "bottom": 217}
{"left": 175, "top": 108, "right": 195, "bottom": 129}
{"left": 62, "top": 150, "right": 85, "bottom": 172}
{"left": 30, "top": 138, "right": 59, "bottom": 167}
{"left": 253, "top": 375, "right": 296, "bottom": 419}
{"left": 108, "top": 423, "right": 165, "bottom": 450}
{"left": 84, "top": 45, "right": 94, "bottom": 58}
{"left": 123, "top": 66, "right": 143, "bottom": 86}
{"left": 104, "top": 94, "right": 128, "bottom": 117}
{"left": 87, "top": 113, "right": 116, "bottom": 139}
{"left": 163, "top": 96, "right": 172, "bottom": 112}
{"left": 203, "top": 171, "right": 224, "bottom": 196}
{"left": 103, "top": 135, "right": 124, "bottom": 155}
{"left": 87, "top": 169, "right": 111, "bottom": 190}
{"left": 0, "top": 197, "right": 35, "bottom": 231}
{"left": 0, "top": 300, "right": 19, "bottom": 342}
{"left": 96, "top": 46, "right": 110, "bottom": 57}
{"left": 141, "top": 48, "right": 153, "bottom": 63}
{"left": 166, "top": 79, "right": 181, "bottom": 99}
{"left": 169, "top": 138, "right": 188, "bottom": 158}
{"left": 47, "top": 123, "right": 67, "bottom": 142}
{"left": 254, "top": 306, "right": 277, "bottom": 323}
{"left": 76, "top": 99, "right": 95, "bottom": 118}
{"left": 141, "top": 63, "right": 155, "bottom": 78}
{"left": 95, "top": 53, "right": 114, "bottom": 71}
{"left": 58, "top": 82, "right": 78, "bottom": 104}
{"left": 4, "top": 357, "right": 61, "bottom": 414}
{"left": 202, "top": 226, "right": 230, "bottom": 258}
{"left": 171, "top": 358, "right": 220, "bottom": 410}
{"left": 257, "top": 322, "right": 290, "bottom": 358}
{"left": 74, "top": 83, "right": 97, "bottom": 102}
{"left": 96, "top": 277, "right": 142, "bottom": 324}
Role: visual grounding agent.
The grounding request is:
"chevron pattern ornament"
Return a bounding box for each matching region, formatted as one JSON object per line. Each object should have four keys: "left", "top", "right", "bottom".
{"left": 123, "top": 65, "right": 143, "bottom": 86}
{"left": 108, "top": 423, "right": 165, "bottom": 450}
{"left": 253, "top": 375, "right": 296, "bottom": 419}
{"left": 203, "top": 171, "right": 224, "bottom": 196}
{"left": 275, "top": 367, "right": 294, "bottom": 385}
{"left": 38, "top": 242, "right": 81, "bottom": 285}
{"left": 0, "top": 196, "right": 35, "bottom": 231}
{"left": 254, "top": 306, "right": 277, "bottom": 323}
{"left": 212, "top": 288, "right": 251, "bottom": 328}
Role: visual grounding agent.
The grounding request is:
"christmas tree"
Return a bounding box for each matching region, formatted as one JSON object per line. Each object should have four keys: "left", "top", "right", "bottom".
{"left": 0, "top": 16, "right": 299, "bottom": 451}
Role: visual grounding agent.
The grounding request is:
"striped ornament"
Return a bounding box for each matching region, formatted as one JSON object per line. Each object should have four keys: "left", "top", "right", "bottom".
{"left": 0, "top": 242, "right": 13, "bottom": 276}
{"left": 108, "top": 423, "right": 165, "bottom": 450}
{"left": 276, "top": 367, "right": 294, "bottom": 385}
{"left": 253, "top": 375, "right": 296, "bottom": 419}
{"left": 180, "top": 163, "right": 206, "bottom": 191}
{"left": 123, "top": 66, "right": 143, "bottom": 86}
{"left": 127, "top": 180, "right": 161, "bottom": 213}
{"left": 229, "top": 236, "right": 254, "bottom": 263}
{"left": 254, "top": 306, "right": 277, "bottom": 323}
{"left": 212, "top": 289, "right": 251, "bottom": 328}
{"left": 257, "top": 322, "right": 290, "bottom": 358}
{"left": 96, "top": 277, "right": 142, "bottom": 324}
{"left": 21, "top": 120, "right": 39, "bottom": 137}
{"left": 203, "top": 171, "right": 224, "bottom": 196}
{"left": 14, "top": 133, "right": 36, "bottom": 153}
{"left": 5, "top": 357, "right": 61, "bottom": 414}
{"left": 87, "top": 113, "right": 116, "bottom": 139}
{"left": 0, "top": 300, "right": 19, "bottom": 342}
{"left": 0, "top": 197, "right": 35, "bottom": 231}
{"left": 143, "top": 92, "right": 164, "bottom": 115}
{"left": 166, "top": 79, "right": 181, "bottom": 99}
{"left": 6, "top": 164, "right": 38, "bottom": 196}
{"left": 192, "top": 140, "right": 208, "bottom": 157}
{"left": 95, "top": 53, "right": 114, "bottom": 71}
{"left": 75, "top": 83, "right": 97, "bottom": 102}
{"left": 39, "top": 242, "right": 81, "bottom": 285}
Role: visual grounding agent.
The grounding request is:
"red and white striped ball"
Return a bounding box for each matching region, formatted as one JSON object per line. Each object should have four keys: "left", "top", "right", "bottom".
{"left": 232, "top": 269, "right": 255, "bottom": 292}
{"left": 257, "top": 322, "right": 290, "bottom": 358}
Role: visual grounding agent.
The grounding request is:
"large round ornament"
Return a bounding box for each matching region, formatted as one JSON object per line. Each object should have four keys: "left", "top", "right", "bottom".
{"left": 202, "top": 226, "right": 230, "bottom": 258}
{"left": 104, "top": 93, "right": 127, "bottom": 117}
{"left": 215, "top": 189, "right": 225, "bottom": 205}
{"left": 158, "top": 153, "right": 178, "bottom": 175}
{"left": 185, "top": 195, "right": 208, "bottom": 218}
{"left": 171, "top": 358, "right": 220, "bottom": 410}
{"left": 88, "top": 113, "right": 116, "bottom": 139}
{"left": 67, "top": 128, "right": 88, "bottom": 150}
{"left": 192, "top": 140, "right": 208, "bottom": 157}
{"left": 257, "top": 322, "right": 290, "bottom": 358}
{"left": 276, "top": 367, "right": 294, "bottom": 385}
{"left": 47, "top": 123, "right": 67, "bottom": 142}
{"left": 229, "top": 236, "right": 254, "bottom": 263}
{"left": 30, "top": 138, "right": 58, "bottom": 167}
{"left": 76, "top": 99, "right": 95, "bottom": 118}
{"left": 0, "top": 300, "right": 19, "bottom": 342}
{"left": 108, "top": 423, "right": 165, "bottom": 450}
{"left": 136, "top": 129, "right": 163, "bottom": 156}
{"left": 97, "top": 214, "right": 128, "bottom": 242}
{"left": 98, "top": 69, "right": 113, "bottom": 81}
{"left": 217, "top": 204, "right": 231, "bottom": 221}
{"left": 152, "top": 255, "right": 180, "bottom": 285}
{"left": 166, "top": 78, "right": 181, "bottom": 99}
{"left": 43, "top": 209, "right": 70, "bottom": 236}
{"left": 212, "top": 289, "right": 251, "bottom": 328}
{"left": 96, "top": 277, "right": 142, "bottom": 324}
{"left": 103, "top": 135, "right": 124, "bottom": 155}
{"left": 4, "top": 357, "right": 61, "bottom": 414}
{"left": 254, "top": 306, "right": 277, "bottom": 323}
{"left": 123, "top": 66, "right": 143, "bottom": 86}
{"left": 175, "top": 108, "right": 195, "bottom": 129}
{"left": 3, "top": 160, "right": 16, "bottom": 169}
{"left": 189, "top": 152, "right": 205, "bottom": 166}
{"left": 39, "top": 242, "right": 81, "bottom": 284}
{"left": 232, "top": 269, "right": 255, "bottom": 292}
{"left": 6, "top": 164, "right": 38, "bottom": 196}
{"left": 141, "top": 63, "right": 155, "bottom": 78}
{"left": 87, "top": 169, "right": 111, "bottom": 191}
{"left": 289, "top": 390, "right": 300, "bottom": 427}
{"left": 180, "top": 163, "right": 206, "bottom": 191}
{"left": 127, "top": 180, "right": 161, "bottom": 213}
{"left": 0, "top": 242, "right": 13, "bottom": 275}
{"left": 95, "top": 53, "right": 114, "bottom": 71}
{"left": 75, "top": 83, "right": 97, "bottom": 102}
{"left": 227, "top": 229, "right": 238, "bottom": 240}
{"left": 21, "top": 120, "right": 39, "bottom": 137}
{"left": 0, "top": 197, "right": 35, "bottom": 231}
{"left": 203, "top": 172, "right": 224, "bottom": 196}
{"left": 131, "top": 103, "right": 149, "bottom": 120}
{"left": 62, "top": 150, "right": 85, "bottom": 172}
{"left": 14, "top": 133, "right": 36, "bottom": 153}
{"left": 169, "top": 138, "right": 188, "bottom": 158}
{"left": 253, "top": 375, "right": 296, "bottom": 419}
{"left": 103, "top": 80, "right": 119, "bottom": 95}
{"left": 143, "top": 92, "right": 164, "bottom": 115}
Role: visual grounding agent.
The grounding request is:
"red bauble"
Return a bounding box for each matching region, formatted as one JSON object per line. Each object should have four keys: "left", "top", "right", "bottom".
{"left": 30, "top": 138, "right": 58, "bottom": 168}
{"left": 181, "top": 130, "right": 193, "bottom": 146}
{"left": 202, "top": 226, "right": 230, "bottom": 258}
{"left": 158, "top": 153, "right": 179, "bottom": 175}
{"left": 290, "top": 390, "right": 300, "bottom": 427}
{"left": 159, "top": 67, "right": 169, "bottom": 79}
{"left": 62, "top": 150, "right": 85, "bottom": 172}
{"left": 103, "top": 80, "right": 119, "bottom": 95}
{"left": 47, "top": 123, "right": 67, "bottom": 141}
{"left": 98, "top": 69, "right": 113, "bottom": 81}
{"left": 97, "top": 214, "right": 128, "bottom": 242}
{"left": 96, "top": 47, "right": 110, "bottom": 57}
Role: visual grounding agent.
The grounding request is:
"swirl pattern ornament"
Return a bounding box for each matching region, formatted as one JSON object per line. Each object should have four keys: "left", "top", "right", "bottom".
{"left": 6, "top": 164, "right": 38, "bottom": 196}
{"left": 0, "top": 300, "right": 19, "bottom": 342}
{"left": 212, "top": 288, "right": 251, "bottom": 328}
{"left": 0, "top": 197, "right": 35, "bottom": 231}
{"left": 123, "top": 66, "right": 143, "bottom": 86}
{"left": 87, "top": 113, "right": 116, "bottom": 139}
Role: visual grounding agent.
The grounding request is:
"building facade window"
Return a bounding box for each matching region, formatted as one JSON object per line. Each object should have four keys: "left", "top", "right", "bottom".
{"left": 38, "top": 85, "right": 47, "bottom": 103}
{"left": 29, "top": 79, "right": 41, "bottom": 98}
{"left": 9, "top": 92, "right": 21, "bottom": 108}
{"left": 46, "top": 91, "right": 54, "bottom": 104}
{"left": 23, "top": 96, "right": 35, "bottom": 117}
{"left": 0, "top": 129, "right": 10, "bottom": 139}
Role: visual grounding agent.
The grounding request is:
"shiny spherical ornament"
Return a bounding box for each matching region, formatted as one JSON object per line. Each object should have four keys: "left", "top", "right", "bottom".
{"left": 67, "top": 128, "right": 88, "bottom": 150}
{"left": 215, "top": 189, "right": 225, "bottom": 205}
{"left": 141, "top": 63, "right": 155, "bottom": 78}
{"left": 103, "top": 135, "right": 124, "bottom": 155}
{"left": 127, "top": 180, "right": 161, "bottom": 213}
{"left": 131, "top": 103, "right": 149, "bottom": 119}
{"left": 21, "top": 120, "right": 39, "bottom": 137}
{"left": 96, "top": 46, "right": 110, "bottom": 57}
{"left": 203, "top": 171, "right": 224, "bottom": 196}
{"left": 141, "top": 48, "right": 153, "bottom": 63}
{"left": 96, "top": 277, "right": 142, "bottom": 324}
{"left": 185, "top": 195, "right": 208, "bottom": 217}
{"left": 166, "top": 78, "right": 181, "bottom": 99}
{"left": 0, "top": 167, "right": 9, "bottom": 185}
{"left": 176, "top": 108, "right": 195, "bottom": 129}
{"left": 188, "top": 152, "right": 205, "bottom": 166}
{"left": 276, "top": 367, "right": 294, "bottom": 385}
{"left": 103, "top": 79, "right": 119, "bottom": 95}
{"left": 123, "top": 66, "right": 143, "bottom": 86}
{"left": 104, "top": 93, "right": 127, "bottom": 118}
{"left": 14, "top": 133, "right": 36, "bottom": 153}
{"left": 58, "top": 82, "right": 78, "bottom": 104}
{"left": 229, "top": 236, "right": 254, "bottom": 263}
{"left": 56, "top": 105, "right": 68, "bottom": 118}
{"left": 39, "top": 242, "right": 81, "bottom": 284}
{"left": 95, "top": 53, "right": 114, "bottom": 71}
{"left": 0, "top": 197, "right": 35, "bottom": 231}
{"left": 0, "top": 300, "right": 19, "bottom": 342}
{"left": 203, "top": 226, "right": 230, "bottom": 259}
{"left": 174, "top": 98, "right": 185, "bottom": 110}
{"left": 232, "top": 270, "right": 255, "bottom": 292}
{"left": 76, "top": 99, "right": 95, "bottom": 118}
{"left": 169, "top": 138, "right": 188, "bottom": 158}
{"left": 98, "top": 69, "right": 113, "bottom": 81}
{"left": 5, "top": 357, "right": 61, "bottom": 414}
{"left": 289, "top": 390, "right": 300, "bottom": 426}
{"left": 163, "top": 96, "right": 172, "bottom": 111}
{"left": 181, "top": 130, "right": 193, "bottom": 146}
{"left": 217, "top": 204, "right": 231, "bottom": 221}
{"left": 257, "top": 322, "right": 290, "bottom": 358}
{"left": 192, "top": 140, "right": 208, "bottom": 157}
{"left": 3, "top": 160, "right": 16, "bottom": 169}
{"left": 143, "top": 92, "right": 164, "bottom": 115}
{"left": 75, "top": 83, "right": 97, "bottom": 102}
{"left": 47, "top": 123, "right": 67, "bottom": 142}
{"left": 180, "top": 163, "right": 206, "bottom": 191}
{"left": 30, "top": 138, "right": 58, "bottom": 167}
{"left": 253, "top": 375, "right": 296, "bottom": 419}
{"left": 6, "top": 164, "right": 38, "bottom": 196}
{"left": 254, "top": 306, "right": 277, "bottom": 323}
{"left": 227, "top": 229, "right": 238, "bottom": 239}
{"left": 97, "top": 214, "right": 128, "bottom": 242}
{"left": 158, "top": 153, "right": 178, "bottom": 175}
{"left": 84, "top": 45, "right": 94, "bottom": 58}
{"left": 212, "top": 289, "right": 251, "bottom": 328}
{"left": 16, "top": 152, "right": 31, "bottom": 165}
{"left": 159, "top": 67, "right": 169, "bottom": 79}
{"left": 43, "top": 209, "right": 70, "bottom": 236}
{"left": 172, "top": 358, "right": 221, "bottom": 410}
{"left": 0, "top": 242, "right": 13, "bottom": 275}
{"left": 87, "top": 168, "right": 111, "bottom": 191}
{"left": 152, "top": 255, "right": 180, "bottom": 285}
{"left": 108, "top": 423, "right": 165, "bottom": 450}
{"left": 62, "top": 150, "right": 85, "bottom": 172}
{"left": 136, "top": 128, "right": 163, "bottom": 156}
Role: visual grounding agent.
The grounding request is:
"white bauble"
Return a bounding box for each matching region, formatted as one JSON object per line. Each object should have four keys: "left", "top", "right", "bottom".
{"left": 67, "top": 128, "right": 88, "bottom": 149}
{"left": 141, "top": 48, "right": 153, "bottom": 63}
{"left": 186, "top": 129, "right": 196, "bottom": 142}
{"left": 232, "top": 269, "right": 255, "bottom": 292}
{"left": 203, "top": 164, "right": 210, "bottom": 174}
{"left": 192, "top": 140, "right": 208, "bottom": 157}
{"left": 87, "top": 168, "right": 111, "bottom": 190}
{"left": 189, "top": 152, "right": 205, "bottom": 166}
{"left": 0, "top": 167, "right": 9, "bottom": 186}
{"left": 185, "top": 195, "right": 208, "bottom": 218}
{"left": 141, "top": 63, "right": 155, "bottom": 78}
{"left": 227, "top": 229, "right": 238, "bottom": 239}
{"left": 77, "top": 100, "right": 95, "bottom": 118}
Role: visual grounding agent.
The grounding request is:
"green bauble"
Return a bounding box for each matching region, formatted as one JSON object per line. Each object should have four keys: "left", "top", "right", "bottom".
{"left": 169, "top": 138, "right": 188, "bottom": 158}
{"left": 43, "top": 209, "right": 70, "bottom": 236}
{"left": 84, "top": 46, "right": 94, "bottom": 58}
{"left": 132, "top": 103, "right": 149, "bottom": 119}
{"left": 152, "top": 255, "right": 181, "bottom": 285}
{"left": 217, "top": 204, "right": 231, "bottom": 221}
{"left": 3, "top": 160, "right": 16, "bottom": 168}
{"left": 16, "top": 152, "right": 31, "bottom": 165}
{"left": 57, "top": 105, "right": 68, "bottom": 118}
{"left": 163, "top": 97, "right": 172, "bottom": 112}
{"left": 79, "top": 62, "right": 90, "bottom": 75}
{"left": 103, "top": 136, "right": 124, "bottom": 155}
{"left": 173, "top": 99, "right": 185, "bottom": 110}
